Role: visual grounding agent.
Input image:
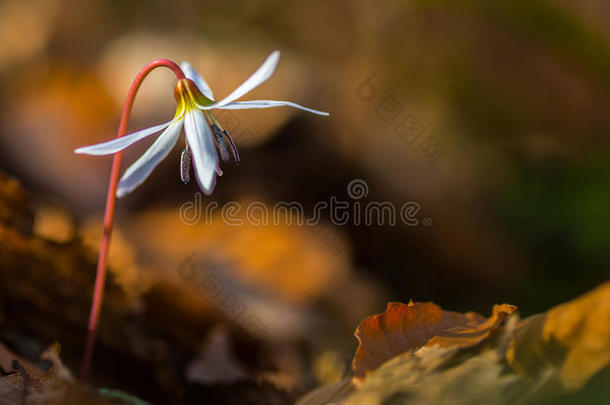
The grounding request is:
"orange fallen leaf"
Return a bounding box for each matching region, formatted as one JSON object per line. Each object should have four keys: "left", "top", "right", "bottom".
{"left": 352, "top": 301, "right": 516, "bottom": 382}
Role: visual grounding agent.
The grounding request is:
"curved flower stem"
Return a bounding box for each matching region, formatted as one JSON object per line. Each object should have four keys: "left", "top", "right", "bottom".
{"left": 81, "top": 59, "right": 185, "bottom": 382}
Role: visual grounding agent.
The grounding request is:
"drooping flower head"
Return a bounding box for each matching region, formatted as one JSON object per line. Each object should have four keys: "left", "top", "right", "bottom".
{"left": 75, "top": 51, "right": 328, "bottom": 197}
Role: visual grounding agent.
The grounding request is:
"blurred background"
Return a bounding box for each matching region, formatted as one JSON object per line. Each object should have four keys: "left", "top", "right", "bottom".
{"left": 1, "top": 0, "right": 609, "bottom": 403}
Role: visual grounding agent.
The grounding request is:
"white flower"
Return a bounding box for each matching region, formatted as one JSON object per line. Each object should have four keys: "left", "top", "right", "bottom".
{"left": 75, "top": 51, "right": 328, "bottom": 197}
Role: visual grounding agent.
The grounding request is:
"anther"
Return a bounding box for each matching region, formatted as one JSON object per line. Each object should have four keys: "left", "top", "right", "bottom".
{"left": 180, "top": 148, "right": 191, "bottom": 184}
{"left": 223, "top": 130, "right": 240, "bottom": 164}
{"left": 211, "top": 124, "right": 230, "bottom": 162}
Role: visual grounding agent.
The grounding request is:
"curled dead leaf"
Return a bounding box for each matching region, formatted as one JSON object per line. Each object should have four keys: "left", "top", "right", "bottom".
{"left": 425, "top": 303, "right": 517, "bottom": 350}
{"left": 352, "top": 301, "right": 516, "bottom": 383}
{"left": 302, "top": 283, "right": 610, "bottom": 405}
{"left": 0, "top": 342, "right": 73, "bottom": 405}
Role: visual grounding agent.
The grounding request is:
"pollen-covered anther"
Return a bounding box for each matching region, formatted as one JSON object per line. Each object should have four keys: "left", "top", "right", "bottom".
{"left": 223, "top": 130, "right": 240, "bottom": 164}
{"left": 211, "top": 124, "right": 230, "bottom": 162}
{"left": 180, "top": 148, "right": 191, "bottom": 184}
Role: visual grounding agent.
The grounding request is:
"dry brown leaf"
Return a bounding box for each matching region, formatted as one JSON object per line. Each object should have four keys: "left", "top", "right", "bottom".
{"left": 0, "top": 342, "right": 44, "bottom": 378}
{"left": 0, "top": 342, "right": 73, "bottom": 405}
{"left": 352, "top": 301, "right": 516, "bottom": 383}
{"left": 303, "top": 283, "right": 610, "bottom": 405}
{"left": 0, "top": 343, "right": 143, "bottom": 405}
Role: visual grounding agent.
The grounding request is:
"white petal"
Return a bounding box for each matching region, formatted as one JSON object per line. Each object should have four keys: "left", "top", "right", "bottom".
{"left": 217, "top": 100, "right": 329, "bottom": 116}
{"left": 208, "top": 51, "right": 280, "bottom": 109}
{"left": 74, "top": 121, "right": 171, "bottom": 155}
{"left": 116, "top": 120, "right": 184, "bottom": 198}
{"left": 181, "top": 61, "right": 215, "bottom": 100}
{"left": 184, "top": 109, "right": 219, "bottom": 194}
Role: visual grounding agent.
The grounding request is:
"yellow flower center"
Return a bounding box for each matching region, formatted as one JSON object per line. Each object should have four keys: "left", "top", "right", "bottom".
{"left": 173, "top": 79, "right": 215, "bottom": 119}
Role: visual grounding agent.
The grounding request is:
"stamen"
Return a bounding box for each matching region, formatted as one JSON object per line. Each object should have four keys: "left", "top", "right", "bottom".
{"left": 210, "top": 124, "right": 230, "bottom": 162}
{"left": 205, "top": 112, "right": 239, "bottom": 164}
{"left": 223, "top": 130, "right": 240, "bottom": 164}
{"left": 180, "top": 148, "right": 191, "bottom": 184}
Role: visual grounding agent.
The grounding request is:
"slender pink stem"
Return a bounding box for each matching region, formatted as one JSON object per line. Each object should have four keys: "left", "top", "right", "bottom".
{"left": 80, "top": 59, "right": 185, "bottom": 381}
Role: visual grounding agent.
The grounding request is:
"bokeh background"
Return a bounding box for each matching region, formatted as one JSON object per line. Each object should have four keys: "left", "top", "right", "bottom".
{"left": 1, "top": 0, "right": 609, "bottom": 403}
